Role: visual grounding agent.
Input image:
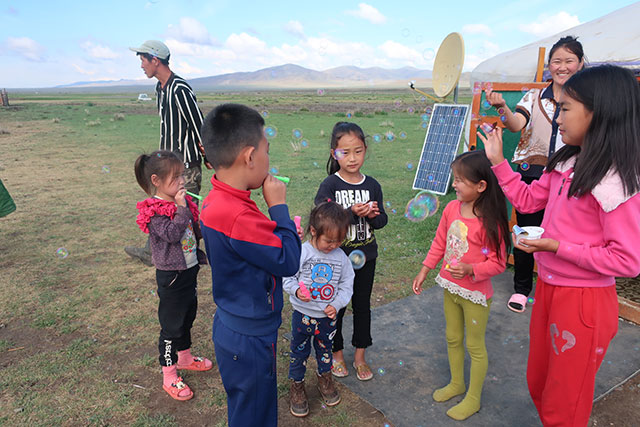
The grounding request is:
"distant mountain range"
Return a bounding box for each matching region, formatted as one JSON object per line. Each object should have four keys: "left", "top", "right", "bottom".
{"left": 55, "top": 63, "right": 470, "bottom": 91}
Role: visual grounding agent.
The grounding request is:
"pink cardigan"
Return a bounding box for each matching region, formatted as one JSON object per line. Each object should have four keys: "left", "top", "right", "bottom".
{"left": 492, "top": 158, "right": 640, "bottom": 287}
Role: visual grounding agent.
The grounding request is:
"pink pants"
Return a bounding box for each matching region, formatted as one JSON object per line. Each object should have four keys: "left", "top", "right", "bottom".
{"left": 527, "top": 279, "right": 619, "bottom": 426}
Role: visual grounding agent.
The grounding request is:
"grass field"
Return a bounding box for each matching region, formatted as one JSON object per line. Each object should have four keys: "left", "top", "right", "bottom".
{"left": 0, "top": 89, "right": 468, "bottom": 426}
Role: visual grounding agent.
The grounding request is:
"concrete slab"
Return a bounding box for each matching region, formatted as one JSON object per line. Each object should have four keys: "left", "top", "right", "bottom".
{"left": 335, "top": 272, "right": 640, "bottom": 427}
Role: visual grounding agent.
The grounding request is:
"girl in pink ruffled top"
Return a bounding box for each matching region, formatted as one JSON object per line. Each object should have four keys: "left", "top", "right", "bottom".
{"left": 134, "top": 150, "right": 211, "bottom": 402}
{"left": 412, "top": 150, "right": 511, "bottom": 421}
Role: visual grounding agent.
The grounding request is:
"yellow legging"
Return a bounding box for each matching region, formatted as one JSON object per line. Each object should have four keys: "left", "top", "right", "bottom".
{"left": 435, "top": 289, "right": 491, "bottom": 420}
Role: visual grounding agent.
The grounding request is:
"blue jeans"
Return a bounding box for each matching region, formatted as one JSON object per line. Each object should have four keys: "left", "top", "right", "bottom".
{"left": 289, "top": 310, "right": 337, "bottom": 381}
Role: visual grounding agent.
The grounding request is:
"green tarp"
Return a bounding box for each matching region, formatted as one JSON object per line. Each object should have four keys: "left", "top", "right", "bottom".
{"left": 0, "top": 178, "right": 16, "bottom": 217}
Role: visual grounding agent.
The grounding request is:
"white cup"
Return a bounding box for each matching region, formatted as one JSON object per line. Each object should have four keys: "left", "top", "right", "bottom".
{"left": 516, "top": 226, "right": 544, "bottom": 246}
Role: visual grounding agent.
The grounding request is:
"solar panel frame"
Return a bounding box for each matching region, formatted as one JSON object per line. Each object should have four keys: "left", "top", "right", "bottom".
{"left": 412, "top": 103, "right": 469, "bottom": 195}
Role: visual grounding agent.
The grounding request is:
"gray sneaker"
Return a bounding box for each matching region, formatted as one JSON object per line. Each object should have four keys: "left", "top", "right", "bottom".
{"left": 289, "top": 380, "right": 309, "bottom": 417}
{"left": 124, "top": 246, "right": 153, "bottom": 267}
{"left": 317, "top": 371, "right": 341, "bottom": 406}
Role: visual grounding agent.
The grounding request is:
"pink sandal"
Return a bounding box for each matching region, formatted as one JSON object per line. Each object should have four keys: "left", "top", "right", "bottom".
{"left": 177, "top": 356, "right": 213, "bottom": 371}
{"left": 163, "top": 377, "right": 193, "bottom": 401}
{"left": 507, "top": 293, "right": 528, "bottom": 313}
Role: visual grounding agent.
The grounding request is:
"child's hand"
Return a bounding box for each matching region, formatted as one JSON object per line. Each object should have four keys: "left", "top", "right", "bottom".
{"left": 351, "top": 203, "right": 372, "bottom": 217}
{"left": 445, "top": 262, "right": 473, "bottom": 279}
{"left": 512, "top": 234, "right": 559, "bottom": 254}
{"left": 262, "top": 174, "right": 287, "bottom": 208}
{"left": 412, "top": 265, "right": 430, "bottom": 295}
{"left": 476, "top": 126, "right": 505, "bottom": 166}
{"left": 324, "top": 304, "right": 337, "bottom": 319}
{"left": 296, "top": 288, "right": 312, "bottom": 302}
{"left": 366, "top": 201, "right": 380, "bottom": 219}
{"left": 485, "top": 88, "right": 506, "bottom": 109}
{"left": 175, "top": 188, "right": 187, "bottom": 207}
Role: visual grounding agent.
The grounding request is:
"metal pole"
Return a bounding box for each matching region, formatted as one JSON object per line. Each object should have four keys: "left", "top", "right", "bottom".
{"left": 453, "top": 84, "right": 459, "bottom": 104}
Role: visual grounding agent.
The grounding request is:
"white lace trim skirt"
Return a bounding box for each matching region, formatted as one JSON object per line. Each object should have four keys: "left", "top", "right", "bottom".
{"left": 435, "top": 274, "right": 488, "bottom": 307}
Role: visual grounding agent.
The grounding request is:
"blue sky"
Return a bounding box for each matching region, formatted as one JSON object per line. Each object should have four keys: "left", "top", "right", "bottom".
{"left": 0, "top": 0, "right": 636, "bottom": 87}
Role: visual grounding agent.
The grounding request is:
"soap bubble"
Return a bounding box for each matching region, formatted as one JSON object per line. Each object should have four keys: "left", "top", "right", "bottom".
{"left": 373, "top": 134, "right": 382, "bottom": 143}
{"left": 391, "top": 208, "right": 397, "bottom": 214}
{"left": 301, "top": 139, "right": 308, "bottom": 148}
{"left": 333, "top": 148, "right": 345, "bottom": 160}
{"left": 377, "top": 367, "right": 386, "bottom": 376}
{"left": 270, "top": 167, "right": 279, "bottom": 175}
{"left": 527, "top": 297, "right": 535, "bottom": 305}
{"left": 453, "top": 108, "right": 460, "bottom": 116}
{"left": 101, "top": 165, "right": 110, "bottom": 173}
{"left": 421, "top": 122, "right": 428, "bottom": 129}
{"left": 399, "top": 131, "right": 407, "bottom": 139}
{"left": 500, "top": 115, "right": 507, "bottom": 122}
{"left": 425, "top": 106, "right": 433, "bottom": 115}
{"left": 497, "top": 108, "right": 505, "bottom": 115}
{"left": 481, "top": 247, "right": 489, "bottom": 255}
{"left": 472, "top": 84, "right": 482, "bottom": 95}
{"left": 264, "top": 126, "right": 277, "bottom": 138}
{"left": 56, "top": 247, "right": 69, "bottom": 259}
{"left": 313, "top": 161, "right": 319, "bottom": 168}
{"left": 422, "top": 48, "right": 435, "bottom": 60}
{"left": 261, "top": 110, "right": 269, "bottom": 118}
{"left": 385, "top": 201, "right": 392, "bottom": 208}
{"left": 292, "top": 129, "right": 303, "bottom": 139}
{"left": 521, "top": 162, "right": 530, "bottom": 171}
{"left": 481, "top": 100, "right": 491, "bottom": 110}
{"left": 394, "top": 99, "right": 402, "bottom": 107}
{"left": 421, "top": 113, "right": 429, "bottom": 122}
{"left": 349, "top": 250, "right": 366, "bottom": 270}
{"left": 406, "top": 162, "right": 414, "bottom": 170}
{"left": 385, "top": 131, "right": 395, "bottom": 142}
{"left": 522, "top": 87, "right": 530, "bottom": 94}
{"left": 401, "top": 28, "right": 410, "bottom": 37}
{"left": 407, "top": 107, "right": 415, "bottom": 114}
{"left": 427, "top": 174, "right": 434, "bottom": 182}
{"left": 346, "top": 112, "right": 352, "bottom": 118}
{"left": 398, "top": 360, "right": 404, "bottom": 366}
{"left": 484, "top": 82, "right": 493, "bottom": 91}
{"left": 404, "top": 191, "right": 439, "bottom": 222}
{"left": 317, "top": 88, "right": 325, "bottom": 96}
{"left": 595, "top": 347, "right": 604, "bottom": 355}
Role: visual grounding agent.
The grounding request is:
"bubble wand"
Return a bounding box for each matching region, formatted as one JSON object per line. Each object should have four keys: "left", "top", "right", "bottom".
{"left": 185, "top": 191, "right": 203, "bottom": 201}
{"left": 274, "top": 175, "right": 290, "bottom": 184}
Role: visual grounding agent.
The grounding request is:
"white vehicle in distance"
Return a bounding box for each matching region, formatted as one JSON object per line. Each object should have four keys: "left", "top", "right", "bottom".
{"left": 137, "top": 93, "right": 152, "bottom": 101}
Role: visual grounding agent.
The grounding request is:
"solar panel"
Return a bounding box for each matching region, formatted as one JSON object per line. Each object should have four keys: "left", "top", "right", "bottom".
{"left": 412, "top": 103, "right": 469, "bottom": 195}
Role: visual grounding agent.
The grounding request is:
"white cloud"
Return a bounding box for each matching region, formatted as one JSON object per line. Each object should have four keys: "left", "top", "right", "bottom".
{"left": 346, "top": 3, "right": 387, "bottom": 25}
{"left": 464, "top": 40, "right": 502, "bottom": 70}
{"left": 283, "top": 20, "right": 305, "bottom": 39}
{"left": 174, "top": 61, "right": 203, "bottom": 76}
{"left": 71, "top": 63, "right": 96, "bottom": 76}
{"left": 519, "top": 11, "right": 580, "bottom": 38}
{"left": 462, "top": 24, "right": 493, "bottom": 37}
{"left": 4, "top": 36, "right": 45, "bottom": 61}
{"left": 81, "top": 41, "right": 119, "bottom": 60}
{"left": 379, "top": 41, "right": 421, "bottom": 62}
{"left": 167, "top": 17, "right": 217, "bottom": 45}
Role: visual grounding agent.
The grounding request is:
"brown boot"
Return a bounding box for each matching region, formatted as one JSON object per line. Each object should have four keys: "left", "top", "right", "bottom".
{"left": 317, "top": 371, "right": 341, "bottom": 406}
{"left": 289, "top": 380, "right": 309, "bottom": 417}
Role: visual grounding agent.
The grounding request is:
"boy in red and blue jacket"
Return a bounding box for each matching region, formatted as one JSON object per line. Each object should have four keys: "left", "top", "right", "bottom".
{"left": 199, "top": 104, "right": 301, "bottom": 427}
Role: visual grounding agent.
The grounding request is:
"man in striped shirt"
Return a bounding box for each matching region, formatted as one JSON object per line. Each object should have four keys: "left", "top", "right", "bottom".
{"left": 125, "top": 40, "right": 211, "bottom": 266}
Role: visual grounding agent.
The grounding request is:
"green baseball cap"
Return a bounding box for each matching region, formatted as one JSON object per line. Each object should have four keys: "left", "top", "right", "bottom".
{"left": 129, "top": 40, "right": 170, "bottom": 60}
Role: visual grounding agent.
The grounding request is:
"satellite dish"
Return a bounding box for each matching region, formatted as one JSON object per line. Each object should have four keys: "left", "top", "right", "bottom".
{"left": 432, "top": 32, "right": 465, "bottom": 98}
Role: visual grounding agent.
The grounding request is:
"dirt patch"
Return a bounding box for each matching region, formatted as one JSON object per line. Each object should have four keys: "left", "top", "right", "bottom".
{"left": 590, "top": 371, "right": 640, "bottom": 427}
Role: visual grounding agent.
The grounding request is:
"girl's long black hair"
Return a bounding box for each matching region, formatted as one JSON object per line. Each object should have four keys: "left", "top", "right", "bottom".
{"left": 452, "top": 150, "right": 511, "bottom": 260}
{"left": 326, "top": 122, "right": 367, "bottom": 175}
{"left": 547, "top": 65, "right": 640, "bottom": 197}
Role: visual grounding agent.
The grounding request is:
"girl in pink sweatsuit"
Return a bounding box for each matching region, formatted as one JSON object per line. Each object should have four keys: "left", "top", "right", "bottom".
{"left": 479, "top": 65, "right": 640, "bottom": 426}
